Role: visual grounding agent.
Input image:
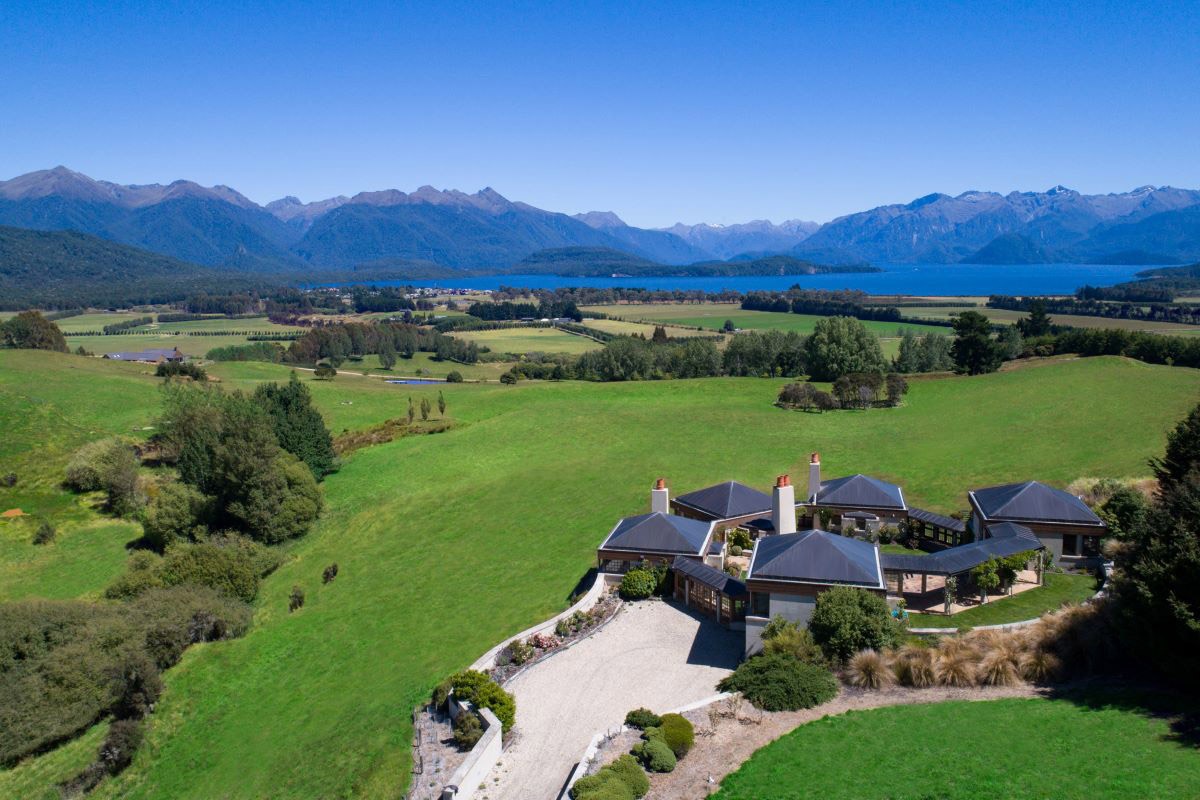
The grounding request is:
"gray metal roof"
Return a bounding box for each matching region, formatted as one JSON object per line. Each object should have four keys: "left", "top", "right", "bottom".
{"left": 674, "top": 481, "right": 773, "bottom": 520}
{"left": 748, "top": 529, "right": 884, "bottom": 588}
{"left": 600, "top": 512, "right": 712, "bottom": 556}
{"left": 881, "top": 523, "right": 1043, "bottom": 576}
{"left": 814, "top": 474, "right": 906, "bottom": 510}
{"left": 672, "top": 555, "right": 748, "bottom": 598}
{"left": 970, "top": 481, "right": 1103, "bottom": 526}
{"left": 909, "top": 507, "right": 966, "bottom": 533}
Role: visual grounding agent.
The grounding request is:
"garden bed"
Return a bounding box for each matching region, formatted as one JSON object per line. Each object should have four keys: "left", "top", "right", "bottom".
{"left": 489, "top": 591, "right": 622, "bottom": 685}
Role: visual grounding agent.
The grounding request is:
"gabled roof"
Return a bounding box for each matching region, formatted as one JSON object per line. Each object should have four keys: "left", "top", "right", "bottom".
{"left": 674, "top": 481, "right": 773, "bottom": 520}
{"left": 814, "top": 474, "right": 906, "bottom": 510}
{"left": 672, "top": 555, "right": 748, "bottom": 598}
{"left": 599, "top": 512, "right": 712, "bottom": 556}
{"left": 748, "top": 529, "right": 884, "bottom": 589}
{"left": 881, "top": 523, "right": 1043, "bottom": 576}
{"left": 969, "top": 481, "right": 1103, "bottom": 526}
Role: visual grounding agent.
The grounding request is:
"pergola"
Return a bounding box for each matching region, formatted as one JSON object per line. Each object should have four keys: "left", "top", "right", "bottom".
{"left": 881, "top": 523, "right": 1045, "bottom": 601}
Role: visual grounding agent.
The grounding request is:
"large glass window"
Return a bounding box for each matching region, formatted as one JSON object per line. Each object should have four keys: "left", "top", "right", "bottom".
{"left": 750, "top": 592, "right": 770, "bottom": 617}
{"left": 1062, "top": 534, "right": 1079, "bottom": 556}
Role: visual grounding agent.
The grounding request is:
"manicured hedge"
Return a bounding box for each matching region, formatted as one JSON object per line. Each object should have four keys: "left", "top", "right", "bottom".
{"left": 718, "top": 652, "right": 839, "bottom": 711}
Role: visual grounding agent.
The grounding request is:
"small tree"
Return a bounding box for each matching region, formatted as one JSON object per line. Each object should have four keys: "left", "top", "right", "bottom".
{"left": 723, "top": 319, "right": 736, "bottom": 333}
{"left": 407, "top": 397, "right": 415, "bottom": 425}
{"left": 809, "top": 586, "right": 900, "bottom": 663}
{"left": 446, "top": 371, "right": 464, "bottom": 383}
{"left": 943, "top": 575, "right": 957, "bottom": 614}
{"left": 322, "top": 563, "right": 339, "bottom": 584}
{"left": 885, "top": 373, "right": 908, "bottom": 406}
{"left": 972, "top": 558, "right": 1000, "bottom": 603}
{"left": 437, "top": 390, "right": 446, "bottom": 417}
{"left": 313, "top": 364, "right": 336, "bottom": 380}
{"left": 289, "top": 585, "right": 306, "bottom": 612}
{"left": 33, "top": 521, "right": 56, "bottom": 545}
{"left": 420, "top": 397, "right": 432, "bottom": 421}
{"left": 378, "top": 338, "right": 397, "bottom": 370}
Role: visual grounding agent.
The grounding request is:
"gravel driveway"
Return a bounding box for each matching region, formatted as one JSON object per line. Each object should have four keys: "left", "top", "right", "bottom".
{"left": 484, "top": 599, "right": 742, "bottom": 800}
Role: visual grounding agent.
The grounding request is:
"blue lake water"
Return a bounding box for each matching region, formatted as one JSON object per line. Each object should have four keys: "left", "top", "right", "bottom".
{"left": 385, "top": 378, "right": 443, "bottom": 385}
{"left": 377, "top": 263, "right": 1149, "bottom": 296}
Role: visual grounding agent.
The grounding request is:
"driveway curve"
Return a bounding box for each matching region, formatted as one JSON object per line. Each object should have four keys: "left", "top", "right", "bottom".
{"left": 485, "top": 599, "right": 741, "bottom": 800}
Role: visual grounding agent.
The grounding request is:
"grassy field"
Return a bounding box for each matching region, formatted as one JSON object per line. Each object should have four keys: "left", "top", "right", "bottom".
{"left": 59, "top": 315, "right": 307, "bottom": 359}
{"left": 449, "top": 326, "right": 603, "bottom": 355}
{"left": 0, "top": 352, "right": 1198, "bottom": 797}
{"left": 582, "top": 302, "right": 949, "bottom": 337}
{"left": 903, "top": 305, "right": 1200, "bottom": 334}
{"left": 909, "top": 572, "right": 1099, "bottom": 628}
{"left": 340, "top": 352, "right": 514, "bottom": 381}
{"left": 713, "top": 695, "right": 1200, "bottom": 800}
{"left": 580, "top": 318, "right": 717, "bottom": 339}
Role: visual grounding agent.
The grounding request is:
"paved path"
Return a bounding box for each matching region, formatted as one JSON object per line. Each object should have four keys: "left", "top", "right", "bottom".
{"left": 485, "top": 600, "right": 741, "bottom": 800}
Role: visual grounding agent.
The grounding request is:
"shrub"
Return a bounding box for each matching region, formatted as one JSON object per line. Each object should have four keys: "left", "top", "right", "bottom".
{"left": 64, "top": 437, "right": 130, "bottom": 493}
{"left": 658, "top": 713, "right": 694, "bottom": 758}
{"left": 32, "top": 521, "right": 56, "bottom": 545}
{"left": 528, "top": 632, "right": 557, "bottom": 650}
{"left": 322, "top": 563, "right": 339, "bottom": 584}
{"left": 504, "top": 638, "right": 535, "bottom": 666}
{"left": 1020, "top": 648, "right": 1062, "bottom": 683}
{"left": 452, "top": 711, "right": 483, "bottom": 749}
{"left": 449, "top": 670, "right": 516, "bottom": 731}
{"left": 158, "top": 542, "right": 260, "bottom": 602}
{"left": 845, "top": 649, "right": 892, "bottom": 689}
{"left": 0, "top": 473, "right": 15, "bottom": 488}
{"left": 105, "top": 551, "right": 166, "bottom": 599}
{"left": 571, "top": 772, "right": 635, "bottom": 800}
{"left": 618, "top": 569, "right": 657, "bottom": 600}
{"left": 624, "top": 707, "right": 662, "bottom": 730}
{"left": 978, "top": 648, "right": 1022, "bottom": 686}
{"left": 762, "top": 625, "right": 825, "bottom": 666}
{"left": 726, "top": 528, "right": 752, "bottom": 550}
{"left": 141, "top": 482, "right": 210, "bottom": 551}
{"left": 313, "top": 364, "right": 337, "bottom": 380}
{"left": 718, "top": 652, "right": 838, "bottom": 711}
{"left": 156, "top": 361, "right": 208, "bottom": 381}
{"left": 891, "top": 645, "right": 936, "bottom": 688}
{"left": 289, "top": 585, "right": 305, "bottom": 612}
{"left": 605, "top": 753, "right": 650, "bottom": 797}
{"left": 127, "top": 585, "right": 252, "bottom": 669}
{"left": 60, "top": 718, "right": 146, "bottom": 795}
{"left": 631, "top": 737, "right": 676, "bottom": 772}
{"left": 499, "top": 371, "right": 518, "bottom": 384}
{"left": 729, "top": 545, "right": 743, "bottom": 557}
{"left": 809, "top": 586, "right": 901, "bottom": 663}
{"left": 446, "top": 371, "right": 464, "bottom": 383}
{"left": 934, "top": 646, "right": 976, "bottom": 688}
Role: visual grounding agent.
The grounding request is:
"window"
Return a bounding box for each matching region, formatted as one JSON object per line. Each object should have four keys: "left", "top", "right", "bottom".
{"left": 1081, "top": 535, "right": 1101, "bottom": 558}
{"left": 750, "top": 592, "right": 770, "bottom": 617}
{"left": 1062, "top": 534, "right": 1079, "bottom": 557}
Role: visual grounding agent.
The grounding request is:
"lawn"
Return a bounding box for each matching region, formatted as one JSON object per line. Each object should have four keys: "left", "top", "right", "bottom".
{"left": 336, "top": 352, "right": 514, "bottom": 381}
{"left": 580, "top": 318, "right": 718, "bottom": 339}
{"left": 0, "top": 353, "right": 1198, "bottom": 798}
{"left": 449, "top": 326, "right": 603, "bottom": 355}
{"left": 909, "top": 572, "right": 1099, "bottom": 629}
{"left": 582, "top": 302, "right": 948, "bottom": 337}
{"left": 713, "top": 695, "right": 1200, "bottom": 800}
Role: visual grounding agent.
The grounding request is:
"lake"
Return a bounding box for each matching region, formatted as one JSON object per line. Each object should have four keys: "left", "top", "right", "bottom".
{"left": 376, "top": 262, "right": 1149, "bottom": 296}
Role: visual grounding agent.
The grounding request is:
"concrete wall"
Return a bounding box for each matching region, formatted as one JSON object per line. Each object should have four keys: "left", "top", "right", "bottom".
{"left": 769, "top": 593, "right": 816, "bottom": 628}
{"left": 441, "top": 706, "right": 502, "bottom": 800}
{"left": 744, "top": 615, "right": 768, "bottom": 657}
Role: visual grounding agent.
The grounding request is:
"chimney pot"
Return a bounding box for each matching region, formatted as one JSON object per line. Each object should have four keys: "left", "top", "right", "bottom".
{"left": 655, "top": 478, "right": 666, "bottom": 490}
{"left": 811, "top": 452, "right": 820, "bottom": 464}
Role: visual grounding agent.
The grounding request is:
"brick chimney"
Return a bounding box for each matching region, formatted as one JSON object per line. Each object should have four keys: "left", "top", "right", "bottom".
{"left": 651, "top": 478, "right": 670, "bottom": 514}
{"left": 772, "top": 474, "right": 796, "bottom": 534}
{"left": 807, "top": 452, "right": 822, "bottom": 505}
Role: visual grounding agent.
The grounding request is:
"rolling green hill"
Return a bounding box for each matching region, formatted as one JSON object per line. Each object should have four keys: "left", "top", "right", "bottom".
{"left": 0, "top": 352, "right": 1197, "bottom": 797}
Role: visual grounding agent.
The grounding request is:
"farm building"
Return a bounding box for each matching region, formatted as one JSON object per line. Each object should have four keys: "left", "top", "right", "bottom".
{"left": 968, "top": 481, "right": 1107, "bottom": 564}
{"left": 103, "top": 347, "right": 185, "bottom": 364}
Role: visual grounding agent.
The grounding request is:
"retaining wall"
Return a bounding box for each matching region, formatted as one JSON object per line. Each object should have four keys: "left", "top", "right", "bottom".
{"left": 440, "top": 705, "right": 501, "bottom": 800}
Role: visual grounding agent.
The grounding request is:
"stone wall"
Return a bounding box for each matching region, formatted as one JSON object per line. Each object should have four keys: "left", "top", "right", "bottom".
{"left": 440, "top": 705, "right": 502, "bottom": 800}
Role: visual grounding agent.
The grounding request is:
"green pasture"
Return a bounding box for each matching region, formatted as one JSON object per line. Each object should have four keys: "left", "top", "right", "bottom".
{"left": 449, "top": 326, "right": 603, "bottom": 355}
{"left": 0, "top": 352, "right": 1197, "bottom": 797}
{"left": 582, "top": 302, "right": 949, "bottom": 338}
{"left": 903, "top": 305, "right": 1200, "bottom": 334}
{"left": 714, "top": 696, "right": 1200, "bottom": 800}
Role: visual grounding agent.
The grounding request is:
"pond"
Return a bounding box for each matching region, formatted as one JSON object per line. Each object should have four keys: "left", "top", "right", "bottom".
{"left": 385, "top": 379, "right": 443, "bottom": 385}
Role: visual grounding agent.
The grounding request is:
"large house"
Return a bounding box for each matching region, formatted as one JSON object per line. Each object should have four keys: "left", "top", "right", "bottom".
{"left": 968, "top": 481, "right": 1107, "bottom": 564}
{"left": 103, "top": 347, "right": 185, "bottom": 364}
{"left": 597, "top": 467, "right": 1102, "bottom": 656}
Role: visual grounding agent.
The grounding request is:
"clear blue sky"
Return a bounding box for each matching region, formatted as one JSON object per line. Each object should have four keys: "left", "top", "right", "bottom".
{"left": 2, "top": 1, "right": 1198, "bottom": 227}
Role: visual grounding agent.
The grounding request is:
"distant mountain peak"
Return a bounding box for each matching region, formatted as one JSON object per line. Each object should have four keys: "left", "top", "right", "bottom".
{"left": 573, "top": 210, "right": 627, "bottom": 229}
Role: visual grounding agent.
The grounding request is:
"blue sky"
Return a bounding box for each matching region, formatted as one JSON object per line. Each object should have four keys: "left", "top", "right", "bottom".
{"left": 2, "top": 1, "right": 1198, "bottom": 227}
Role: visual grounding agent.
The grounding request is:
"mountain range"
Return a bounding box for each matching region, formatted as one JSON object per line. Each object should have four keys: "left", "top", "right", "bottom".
{"left": 3, "top": 167, "right": 1200, "bottom": 272}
